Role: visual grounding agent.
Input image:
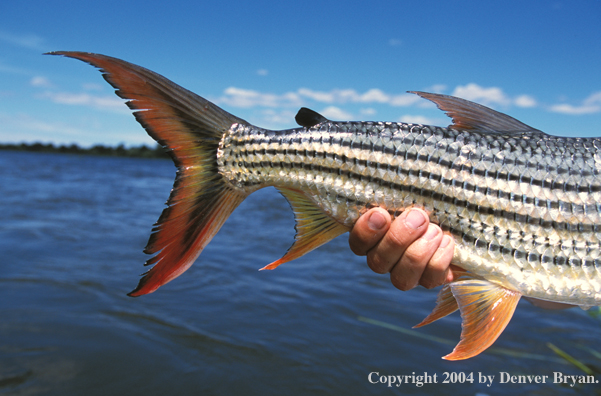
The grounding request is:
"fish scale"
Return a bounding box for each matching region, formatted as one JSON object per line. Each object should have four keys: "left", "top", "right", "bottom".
{"left": 49, "top": 51, "right": 600, "bottom": 359}
{"left": 218, "top": 121, "right": 601, "bottom": 305}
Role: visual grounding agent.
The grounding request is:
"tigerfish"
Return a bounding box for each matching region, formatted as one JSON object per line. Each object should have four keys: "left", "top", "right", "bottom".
{"left": 48, "top": 52, "right": 601, "bottom": 360}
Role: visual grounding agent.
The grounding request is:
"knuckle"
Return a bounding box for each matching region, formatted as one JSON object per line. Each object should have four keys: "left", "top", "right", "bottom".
{"left": 420, "top": 276, "right": 444, "bottom": 289}
{"left": 349, "top": 239, "right": 366, "bottom": 256}
{"left": 349, "top": 234, "right": 371, "bottom": 257}
{"left": 419, "top": 256, "right": 451, "bottom": 289}
{"left": 385, "top": 225, "right": 412, "bottom": 251}
{"left": 402, "top": 246, "right": 427, "bottom": 264}
{"left": 390, "top": 272, "right": 413, "bottom": 291}
{"left": 366, "top": 252, "right": 391, "bottom": 274}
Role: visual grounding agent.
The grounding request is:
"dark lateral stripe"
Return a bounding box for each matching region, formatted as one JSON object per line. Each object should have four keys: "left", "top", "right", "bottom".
{"left": 227, "top": 137, "right": 600, "bottom": 200}
{"left": 457, "top": 228, "right": 601, "bottom": 268}
{"left": 272, "top": 184, "right": 600, "bottom": 268}
{"left": 224, "top": 146, "right": 599, "bottom": 227}
{"left": 228, "top": 128, "right": 601, "bottom": 193}
{"left": 329, "top": 193, "right": 600, "bottom": 268}
{"left": 230, "top": 157, "right": 601, "bottom": 233}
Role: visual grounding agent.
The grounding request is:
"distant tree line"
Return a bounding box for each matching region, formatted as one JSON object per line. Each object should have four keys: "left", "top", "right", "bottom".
{"left": 0, "top": 142, "right": 171, "bottom": 159}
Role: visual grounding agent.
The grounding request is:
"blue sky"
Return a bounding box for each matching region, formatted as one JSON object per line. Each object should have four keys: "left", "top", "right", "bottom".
{"left": 1, "top": 0, "right": 600, "bottom": 147}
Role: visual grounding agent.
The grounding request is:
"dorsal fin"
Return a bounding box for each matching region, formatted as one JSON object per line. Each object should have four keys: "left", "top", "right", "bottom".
{"left": 410, "top": 91, "right": 540, "bottom": 134}
{"left": 295, "top": 107, "right": 329, "bottom": 128}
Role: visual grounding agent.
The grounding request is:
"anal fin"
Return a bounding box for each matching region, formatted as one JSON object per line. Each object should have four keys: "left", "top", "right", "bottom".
{"left": 413, "top": 283, "right": 458, "bottom": 328}
{"left": 414, "top": 268, "right": 470, "bottom": 328}
{"left": 443, "top": 280, "right": 521, "bottom": 360}
{"left": 260, "top": 188, "right": 349, "bottom": 270}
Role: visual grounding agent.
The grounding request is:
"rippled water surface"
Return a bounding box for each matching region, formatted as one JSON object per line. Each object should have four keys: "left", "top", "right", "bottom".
{"left": 1, "top": 151, "right": 600, "bottom": 395}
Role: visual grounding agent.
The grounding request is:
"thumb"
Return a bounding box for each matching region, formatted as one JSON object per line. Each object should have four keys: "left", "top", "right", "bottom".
{"left": 349, "top": 208, "right": 391, "bottom": 256}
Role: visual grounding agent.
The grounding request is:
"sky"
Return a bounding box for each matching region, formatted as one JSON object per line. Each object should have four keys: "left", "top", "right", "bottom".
{"left": 0, "top": 0, "right": 600, "bottom": 147}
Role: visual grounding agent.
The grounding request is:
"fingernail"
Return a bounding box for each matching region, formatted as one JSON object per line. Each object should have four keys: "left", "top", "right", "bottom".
{"left": 367, "top": 211, "right": 386, "bottom": 230}
{"left": 405, "top": 209, "right": 426, "bottom": 230}
{"left": 439, "top": 235, "right": 451, "bottom": 249}
{"left": 422, "top": 225, "right": 440, "bottom": 241}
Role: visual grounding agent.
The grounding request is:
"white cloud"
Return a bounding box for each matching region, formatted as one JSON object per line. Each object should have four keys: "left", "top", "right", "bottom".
{"left": 257, "top": 69, "right": 268, "bottom": 76}
{"left": 37, "top": 91, "right": 129, "bottom": 113}
{"left": 390, "top": 93, "right": 423, "bottom": 107}
{"left": 549, "top": 103, "right": 599, "bottom": 115}
{"left": 213, "top": 85, "right": 444, "bottom": 111}
{"left": 360, "top": 108, "right": 377, "bottom": 116}
{"left": 298, "top": 88, "right": 373, "bottom": 104}
{"left": 360, "top": 88, "right": 389, "bottom": 103}
{"left": 298, "top": 88, "right": 422, "bottom": 107}
{"left": 0, "top": 31, "right": 45, "bottom": 50}
{"left": 514, "top": 94, "right": 537, "bottom": 108}
{"left": 297, "top": 88, "right": 336, "bottom": 103}
{"left": 398, "top": 115, "right": 438, "bottom": 125}
{"left": 585, "top": 91, "right": 601, "bottom": 105}
{"left": 450, "top": 83, "right": 543, "bottom": 110}
{"left": 82, "top": 82, "right": 105, "bottom": 91}
{"left": 425, "top": 84, "right": 447, "bottom": 94}
{"left": 0, "top": 112, "right": 88, "bottom": 139}
{"left": 222, "top": 87, "right": 425, "bottom": 109}
{"left": 452, "top": 83, "right": 511, "bottom": 106}
{"left": 320, "top": 106, "right": 354, "bottom": 120}
{"left": 0, "top": 112, "right": 152, "bottom": 147}
{"left": 30, "top": 76, "right": 53, "bottom": 88}
{"left": 36, "top": 79, "right": 559, "bottom": 126}
{"left": 389, "top": 38, "right": 403, "bottom": 46}
{"left": 259, "top": 108, "right": 296, "bottom": 126}
{"left": 218, "top": 87, "right": 303, "bottom": 108}
{"left": 549, "top": 91, "right": 601, "bottom": 115}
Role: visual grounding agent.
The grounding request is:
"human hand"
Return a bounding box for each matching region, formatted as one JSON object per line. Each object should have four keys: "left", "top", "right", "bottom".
{"left": 349, "top": 207, "right": 457, "bottom": 291}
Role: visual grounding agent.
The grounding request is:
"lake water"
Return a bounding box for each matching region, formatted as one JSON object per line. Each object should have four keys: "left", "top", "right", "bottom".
{"left": 1, "top": 150, "right": 600, "bottom": 395}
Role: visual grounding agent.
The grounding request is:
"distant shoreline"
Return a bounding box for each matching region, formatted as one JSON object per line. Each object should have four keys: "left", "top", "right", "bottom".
{"left": 0, "top": 142, "right": 171, "bottom": 159}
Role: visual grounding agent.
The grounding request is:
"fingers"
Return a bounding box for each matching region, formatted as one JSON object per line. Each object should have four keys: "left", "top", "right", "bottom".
{"left": 389, "top": 221, "right": 442, "bottom": 290}
{"left": 349, "top": 207, "right": 391, "bottom": 256}
{"left": 366, "top": 208, "right": 429, "bottom": 275}
{"left": 350, "top": 207, "right": 456, "bottom": 292}
{"left": 446, "top": 265, "right": 462, "bottom": 283}
{"left": 412, "top": 233, "right": 455, "bottom": 289}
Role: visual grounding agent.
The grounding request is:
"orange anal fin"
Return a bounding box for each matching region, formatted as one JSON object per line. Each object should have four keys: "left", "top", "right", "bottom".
{"left": 260, "top": 188, "right": 349, "bottom": 270}
{"left": 413, "top": 284, "right": 458, "bottom": 328}
{"left": 443, "top": 280, "right": 521, "bottom": 361}
{"left": 414, "top": 268, "right": 471, "bottom": 328}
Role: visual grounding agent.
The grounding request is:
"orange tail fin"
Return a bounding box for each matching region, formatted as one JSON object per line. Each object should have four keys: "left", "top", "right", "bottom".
{"left": 48, "top": 52, "right": 247, "bottom": 296}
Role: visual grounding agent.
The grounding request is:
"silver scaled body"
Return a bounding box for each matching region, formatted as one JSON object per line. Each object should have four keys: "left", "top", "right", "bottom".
{"left": 218, "top": 121, "right": 601, "bottom": 307}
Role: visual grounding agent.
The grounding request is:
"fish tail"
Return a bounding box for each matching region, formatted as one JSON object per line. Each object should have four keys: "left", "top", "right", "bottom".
{"left": 47, "top": 52, "right": 248, "bottom": 296}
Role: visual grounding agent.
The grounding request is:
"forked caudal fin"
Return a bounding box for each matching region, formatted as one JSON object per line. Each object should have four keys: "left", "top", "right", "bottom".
{"left": 47, "top": 52, "right": 249, "bottom": 296}
{"left": 48, "top": 52, "right": 349, "bottom": 296}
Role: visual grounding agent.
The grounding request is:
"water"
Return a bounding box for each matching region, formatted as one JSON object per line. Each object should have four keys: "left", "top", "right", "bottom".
{"left": 1, "top": 150, "right": 600, "bottom": 395}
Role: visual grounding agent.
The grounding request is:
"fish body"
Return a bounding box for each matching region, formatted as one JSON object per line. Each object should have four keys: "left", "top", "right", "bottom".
{"left": 220, "top": 119, "right": 601, "bottom": 304}
{"left": 48, "top": 52, "right": 601, "bottom": 360}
